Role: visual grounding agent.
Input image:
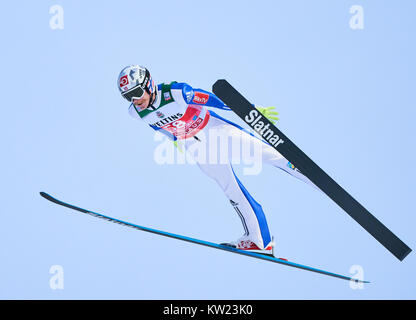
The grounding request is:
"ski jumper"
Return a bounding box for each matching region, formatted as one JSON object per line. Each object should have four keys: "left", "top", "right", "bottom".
{"left": 128, "top": 82, "right": 316, "bottom": 249}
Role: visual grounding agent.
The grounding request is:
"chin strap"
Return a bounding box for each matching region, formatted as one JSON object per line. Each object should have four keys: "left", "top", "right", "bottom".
{"left": 149, "top": 89, "right": 157, "bottom": 106}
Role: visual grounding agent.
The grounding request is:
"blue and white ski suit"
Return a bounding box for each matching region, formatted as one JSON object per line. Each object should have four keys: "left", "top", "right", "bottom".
{"left": 128, "top": 81, "right": 315, "bottom": 249}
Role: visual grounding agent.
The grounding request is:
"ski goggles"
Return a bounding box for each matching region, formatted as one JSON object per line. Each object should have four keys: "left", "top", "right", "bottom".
{"left": 121, "top": 85, "right": 146, "bottom": 102}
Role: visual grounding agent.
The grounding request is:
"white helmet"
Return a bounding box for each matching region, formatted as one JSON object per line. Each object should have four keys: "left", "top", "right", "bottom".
{"left": 117, "top": 65, "right": 157, "bottom": 102}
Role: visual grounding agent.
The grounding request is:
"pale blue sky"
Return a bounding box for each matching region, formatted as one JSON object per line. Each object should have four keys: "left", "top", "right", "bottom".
{"left": 0, "top": 0, "right": 415, "bottom": 299}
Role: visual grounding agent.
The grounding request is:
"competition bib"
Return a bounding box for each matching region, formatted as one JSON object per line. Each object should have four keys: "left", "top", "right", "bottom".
{"left": 161, "top": 104, "right": 210, "bottom": 139}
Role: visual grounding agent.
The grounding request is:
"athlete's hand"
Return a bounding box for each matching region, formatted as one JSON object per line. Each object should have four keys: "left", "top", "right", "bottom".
{"left": 256, "top": 106, "right": 279, "bottom": 124}
{"left": 173, "top": 140, "right": 184, "bottom": 153}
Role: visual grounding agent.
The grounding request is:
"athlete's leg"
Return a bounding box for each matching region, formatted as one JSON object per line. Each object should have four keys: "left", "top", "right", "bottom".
{"left": 183, "top": 125, "right": 272, "bottom": 249}
{"left": 196, "top": 160, "right": 272, "bottom": 249}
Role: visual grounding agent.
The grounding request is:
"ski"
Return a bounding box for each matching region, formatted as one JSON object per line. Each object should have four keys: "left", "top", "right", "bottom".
{"left": 40, "top": 192, "right": 369, "bottom": 283}
{"left": 212, "top": 79, "right": 411, "bottom": 261}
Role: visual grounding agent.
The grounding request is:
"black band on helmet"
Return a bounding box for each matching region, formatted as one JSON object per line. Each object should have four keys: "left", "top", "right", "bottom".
{"left": 143, "top": 68, "right": 151, "bottom": 94}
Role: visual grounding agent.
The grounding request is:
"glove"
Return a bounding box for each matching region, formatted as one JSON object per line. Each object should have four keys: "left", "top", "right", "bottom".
{"left": 256, "top": 106, "right": 279, "bottom": 124}
{"left": 173, "top": 140, "right": 184, "bottom": 153}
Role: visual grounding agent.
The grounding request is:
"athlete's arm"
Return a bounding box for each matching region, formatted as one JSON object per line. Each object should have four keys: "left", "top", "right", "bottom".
{"left": 180, "top": 83, "right": 280, "bottom": 123}
{"left": 178, "top": 82, "right": 231, "bottom": 111}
